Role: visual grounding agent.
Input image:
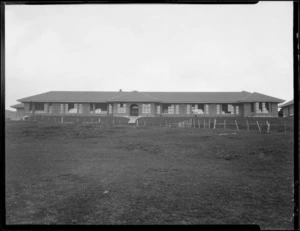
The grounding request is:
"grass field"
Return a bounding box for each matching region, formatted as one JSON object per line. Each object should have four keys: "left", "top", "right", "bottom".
{"left": 5, "top": 121, "right": 294, "bottom": 229}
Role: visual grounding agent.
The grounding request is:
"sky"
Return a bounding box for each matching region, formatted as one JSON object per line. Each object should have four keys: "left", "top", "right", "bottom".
{"left": 5, "top": 2, "right": 293, "bottom": 110}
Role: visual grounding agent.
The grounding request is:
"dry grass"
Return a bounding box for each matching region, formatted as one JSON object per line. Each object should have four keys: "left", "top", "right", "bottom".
{"left": 5, "top": 121, "right": 294, "bottom": 229}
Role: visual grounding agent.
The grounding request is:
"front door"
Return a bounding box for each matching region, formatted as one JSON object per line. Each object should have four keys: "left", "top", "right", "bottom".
{"left": 130, "top": 104, "right": 139, "bottom": 116}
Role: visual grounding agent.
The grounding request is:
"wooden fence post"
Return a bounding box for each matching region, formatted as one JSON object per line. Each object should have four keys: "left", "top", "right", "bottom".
{"left": 224, "top": 120, "right": 226, "bottom": 129}
{"left": 235, "top": 120, "right": 239, "bottom": 131}
{"left": 137, "top": 119, "right": 139, "bottom": 127}
{"left": 61, "top": 116, "right": 63, "bottom": 123}
{"left": 246, "top": 120, "right": 249, "bottom": 131}
{"left": 198, "top": 119, "right": 200, "bottom": 129}
{"left": 257, "top": 121, "right": 261, "bottom": 132}
{"left": 214, "top": 119, "right": 216, "bottom": 129}
{"left": 208, "top": 119, "right": 210, "bottom": 129}
{"left": 266, "top": 121, "right": 270, "bottom": 133}
{"left": 99, "top": 118, "right": 100, "bottom": 123}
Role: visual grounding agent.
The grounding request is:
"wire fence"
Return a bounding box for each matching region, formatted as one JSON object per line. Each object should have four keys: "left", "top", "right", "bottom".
{"left": 22, "top": 115, "right": 294, "bottom": 133}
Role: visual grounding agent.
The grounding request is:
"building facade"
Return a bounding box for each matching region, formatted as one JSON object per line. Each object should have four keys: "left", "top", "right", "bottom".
{"left": 15, "top": 90, "right": 284, "bottom": 118}
{"left": 280, "top": 100, "right": 294, "bottom": 117}
{"left": 10, "top": 103, "right": 25, "bottom": 120}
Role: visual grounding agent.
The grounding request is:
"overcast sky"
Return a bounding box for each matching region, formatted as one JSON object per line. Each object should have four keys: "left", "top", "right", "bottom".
{"left": 5, "top": 2, "right": 293, "bottom": 110}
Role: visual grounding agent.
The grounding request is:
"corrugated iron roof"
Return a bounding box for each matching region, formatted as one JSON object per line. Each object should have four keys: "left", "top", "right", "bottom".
{"left": 238, "top": 92, "right": 284, "bottom": 103}
{"left": 17, "top": 90, "right": 284, "bottom": 104}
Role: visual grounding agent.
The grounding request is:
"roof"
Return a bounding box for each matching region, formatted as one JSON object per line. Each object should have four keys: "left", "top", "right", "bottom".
{"left": 17, "top": 90, "right": 285, "bottom": 104}
{"left": 10, "top": 103, "right": 24, "bottom": 109}
{"left": 238, "top": 92, "right": 284, "bottom": 103}
{"left": 280, "top": 100, "right": 294, "bottom": 108}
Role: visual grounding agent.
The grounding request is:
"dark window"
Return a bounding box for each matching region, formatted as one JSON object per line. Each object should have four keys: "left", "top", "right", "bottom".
{"left": 68, "top": 103, "right": 75, "bottom": 110}
{"left": 120, "top": 103, "right": 123, "bottom": 108}
{"left": 95, "top": 103, "right": 107, "bottom": 111}
{"left": 259, "top": 102, "right": 263, "bottom": 111}
{"left": 251, "top": 103, "right": 254, "bottom": 112}
{"left": 29, "top": 103, "right": 33, "bottom": 111}
{"left": 162, "top": 104, "right": 170, "bottom": 113}
{"left": 90, "top": 103, "right": 94, "bottom": 111}
{"left": 222, "top": 104, "right": 230, "bottom": 113}
{"left": 49, "top": 103, "right": 52, "bottom": 106}
{"left": 198, "top": 104, "right": 204, "bottom": 110}
{"left": 35, "top": 103, "right": 44, "bottom": 111}
{"left": 266, "top": 102, "right": 269, "bottom": 111}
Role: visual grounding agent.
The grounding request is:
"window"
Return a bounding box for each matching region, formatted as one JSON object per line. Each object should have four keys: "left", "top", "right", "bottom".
{"left": 35, "top": 103, "right": 44, "bottom": 111}
{"left": 90, "top": 103, "right": 94, "bottom": 113}
{"left": 228, "top": 104, "right": 234, "bottom": 114}
{"left": 49, "top": 103, "right": 53, "bottom": 113}
{"left": 60, "top": 104, "right": 64, "bottom": 113}
{"left": 118, "top": 103, "right": 126, "bottom": 113}
{"left": 66, "top": 103, "right": 77, "bottom": 113}
{"left": 95, "top": 103, "right": 107, "bottom": 114}
{"left": 109, "top": 104, "right": 112, "bottom": 114}
{"left": 186, "top": 104, "right": 190, "bottom": 114}
{"left": 251, "top": 103, "right": 254, "bottom": 113}
{"left": 142, "top": 104, "right": 151, "bottom": 113}
{"left": 236, "top": 106, "right": 239, "bottom": 115}
{"left": 168, "top": 104, "right": 174, "bottom": 114}
{"left": 216, "top": 105, "right": 221, "bottom": 114}
{"left": 192, "top": 104, "right": 204, "bottom": 114}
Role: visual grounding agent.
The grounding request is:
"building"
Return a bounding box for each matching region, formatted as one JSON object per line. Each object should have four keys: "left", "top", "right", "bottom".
{"left": 10, "top": 103, "right": 25, "bottom": 120}
{"left": 15, "top": 90, "right": 284, "bottom": 118}
{"left": 280, "top": 100, "right": 294, "bottom": 117}
{"left": 5, "top": 110, "right": 17, "bottom": 121}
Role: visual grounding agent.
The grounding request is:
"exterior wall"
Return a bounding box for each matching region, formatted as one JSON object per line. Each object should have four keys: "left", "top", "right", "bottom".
{"left": 24, "top": 103, "right": 30, "bottom": 115}
{"left": 244, "top": 102, "right": 279, "bottom": 117}
{"left": 283, "top": 105, "right": 294, "bottom": 117}
{"left": 21, "top": 101, "right": 281, "bottom": 117}
{"left": 16, "top": 109, "right": 25, "bottom": 120}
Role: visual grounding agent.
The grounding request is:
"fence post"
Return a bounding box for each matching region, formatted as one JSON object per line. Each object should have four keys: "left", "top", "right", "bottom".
{"left": 198, "top": 119, "right": 200, "bottom": 129}
{"left": 204, "top": 119, "right": 206, "bottom": 128}
{"left": 214, "top": 119, "right": 216, "bottom": 129}
{"left": 266, "top": 121, "right": 270, "bottom": 133}
{"left": 235, "top": 120, "right": 239, "bottom": 131}
{"left": 144, "top": 121, "right": 146, "bottom": 127}
{"left": 246, "top": 120, "right": 249, "bottom": 131}
{"left": 224, "top": 120, "right": 226, "bottom": 129}
{"left": 257, "top": 121, "right": 261, "bottom": 132}
{"left": 208, "top": 119, "right": 210, "bottom": 129}
{"left": 99, "top": 118, "right": 100, "bottom": 123}
{"left": 61, "top": 116, "right": 63, "bottom": 123}
{"left": 137, "top": 119, "right": 139, "bottom": 127}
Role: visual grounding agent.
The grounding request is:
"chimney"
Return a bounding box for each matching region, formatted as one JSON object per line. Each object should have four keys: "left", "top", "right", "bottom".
{"left": 119, "top": 89, "right": 122, "bottom": 92}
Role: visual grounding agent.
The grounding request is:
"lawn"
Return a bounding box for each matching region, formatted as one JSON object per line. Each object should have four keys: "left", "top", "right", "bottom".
{"left": 5, "top": 121, "right": 294, "bottom": 229}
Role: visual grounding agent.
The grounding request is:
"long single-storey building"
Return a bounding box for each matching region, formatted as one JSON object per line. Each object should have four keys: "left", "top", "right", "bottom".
{"left": 15, "top": 90, "right": 284, "bottom": 118}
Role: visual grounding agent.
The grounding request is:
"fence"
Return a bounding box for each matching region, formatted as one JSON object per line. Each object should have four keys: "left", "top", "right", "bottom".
{"left": 24, "top": 115, "right": 130, "bottom": 126}
{"left": 136, "top": 116, "right": 294, "bottom": 133}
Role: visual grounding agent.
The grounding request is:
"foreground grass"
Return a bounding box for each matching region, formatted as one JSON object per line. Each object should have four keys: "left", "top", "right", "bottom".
{"left": 5, "top": 122, "right": 294, "bottom": 229}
